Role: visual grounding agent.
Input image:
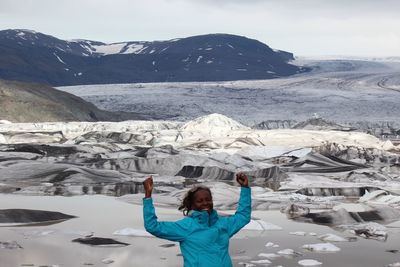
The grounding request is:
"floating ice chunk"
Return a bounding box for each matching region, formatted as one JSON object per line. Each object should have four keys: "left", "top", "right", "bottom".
{"left": 72, "top": 237, "right": 129, "bottom": 247}
{"left": 265, "top": 242, "right": 276, "bottom": 247}
{"left": 289, "top": 231, "right": 307, "bottom": 236}
{"left": 277, "top": 249, "right": 295, "bottom": 255}
{"left": 250, "top": 259, "right": 271, "bottom": 265}
{"left": 265, "top": 242, "right": 280, "bottom": 248}
{"left": 302, "top": 243, "right": 340, "bottom": 252}
{"left": 298, "top": 259, "right": 322, "bottom": 266}
{"left": 281, "top": 204, "right": 310, "bottom": 217}
{"left": 243, "top": 220, "right": 282, "bottom": 231}
{"left": 101, "top": 258, "right": 114, "bottom": 264}
{"left": 113, "top": 228, "right": 152, "bottom": 237}
{"left": 258, "top": 253, "right": 280, "bottom": 260}
{"left": 318, "top": 233, "right": 347, "bottom": 242}
{"left": 309, "top": 232, "right": 317, "bottom": 236}
{"left": 238, "top": 263, "right": 256, "bottom": 267}
{"left": 0, "top": 241, "right": 23, "bottom": 249}
{"left": 386, "top": 263, "right": 400, "bottom": 267}
{"left": 341, "top": 222, "right": 387, "bottom": 240}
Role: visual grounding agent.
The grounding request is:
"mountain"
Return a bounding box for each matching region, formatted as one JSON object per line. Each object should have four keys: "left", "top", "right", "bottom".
{"left": 0, "top": 29, "right": 308, "bottom": 86}
{"left": 0, "top": 79, "right": 143, "bottom": 122}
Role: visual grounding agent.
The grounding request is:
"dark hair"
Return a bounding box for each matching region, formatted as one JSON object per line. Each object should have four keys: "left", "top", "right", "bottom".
{"left": 178, "top": 186, "right": 212, "bottom": 216}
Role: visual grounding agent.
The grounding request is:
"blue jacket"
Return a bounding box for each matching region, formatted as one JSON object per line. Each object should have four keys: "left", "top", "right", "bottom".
{"left": 143, "top": 187, "right": 251, "bottom": 267}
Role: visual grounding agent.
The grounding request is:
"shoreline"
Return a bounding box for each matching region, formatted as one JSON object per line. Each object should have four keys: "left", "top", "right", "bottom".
{"left": 1, "top": 193, "right": 400, "bottom": 267}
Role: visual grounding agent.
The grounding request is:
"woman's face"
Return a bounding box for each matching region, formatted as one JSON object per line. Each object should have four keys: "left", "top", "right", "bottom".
{"left": 192, "top": 189, "right": 213, "bottom": 213}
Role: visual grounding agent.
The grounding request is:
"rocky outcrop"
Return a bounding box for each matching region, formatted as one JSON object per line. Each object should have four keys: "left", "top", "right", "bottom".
{"left": 0, "top": 79, "right": 143, "bottom": 122}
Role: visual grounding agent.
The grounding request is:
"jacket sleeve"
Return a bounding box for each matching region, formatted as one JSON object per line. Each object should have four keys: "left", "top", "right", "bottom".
{"left": 143, "top": 197, "right": 189, "bottom": 242}
{"left": 226, "top": 186, "right": 252, "bottom": 237}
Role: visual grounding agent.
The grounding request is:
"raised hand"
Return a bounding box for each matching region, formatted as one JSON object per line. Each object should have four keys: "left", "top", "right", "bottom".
{"left": 236, "top": 172, "right": 249, "bottom": 187}
{"left": 143, "top": 176, "right": 153, "bottom": 198}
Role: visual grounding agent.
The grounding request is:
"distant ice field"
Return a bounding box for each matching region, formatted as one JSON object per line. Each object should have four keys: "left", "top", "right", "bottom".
{"left": 58, "top": 59, "right": 400, "bottom": 126}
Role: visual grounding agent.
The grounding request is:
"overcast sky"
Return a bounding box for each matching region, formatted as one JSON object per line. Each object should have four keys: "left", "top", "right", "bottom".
{"left": 1, "top": 0, "right": 399, "bottom": 57}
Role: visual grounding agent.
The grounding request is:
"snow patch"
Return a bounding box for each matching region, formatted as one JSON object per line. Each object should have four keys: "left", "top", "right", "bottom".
{"left": 93, "top": 43, "right": 126, "bottom": 55}
{"left": 123, "top": 43, "right": 146, "bottom": 54}
{"left": 53, "top": 53, "right": 66, "bottom": 64}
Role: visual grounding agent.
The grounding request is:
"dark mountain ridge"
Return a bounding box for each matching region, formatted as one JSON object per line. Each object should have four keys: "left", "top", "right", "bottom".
{"left": 0, "top": 29, "right": 308, "bottom": 86}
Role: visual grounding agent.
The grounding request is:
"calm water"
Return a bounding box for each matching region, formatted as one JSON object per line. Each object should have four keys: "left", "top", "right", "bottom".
{"left": 1, "top": 194, "right": 400, "bottom": 267}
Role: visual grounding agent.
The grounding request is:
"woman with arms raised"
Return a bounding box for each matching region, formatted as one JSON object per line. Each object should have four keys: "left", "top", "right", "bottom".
{"left": 142, "top": 173, "right": 251, "bottom": 267}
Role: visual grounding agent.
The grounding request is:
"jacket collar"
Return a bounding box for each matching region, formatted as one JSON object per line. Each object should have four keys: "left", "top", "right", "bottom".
{"left": 188, "top": 209, "right": 219, "bottom": 226}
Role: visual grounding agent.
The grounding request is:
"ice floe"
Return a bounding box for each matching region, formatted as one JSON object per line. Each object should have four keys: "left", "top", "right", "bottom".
{"left": 302, "top": 243, "right": 341, "bottom": 252}
{"left": 0, "top": 241, "right": 23, "bottom": 249}
{"left": 258, "top": 253, "right": 281, "bottom": 260}
{"left": 265, "top": 242, "right": 280, "bottom": 248}
{"left": 298, "top": 259, "right": 323, "bottom": 266}
{"left": 277, "top": 248, "right": 299, "bottom": 256}
{"left": 113, "top": 227, "right": 152, "bottom": 237}
{"left": 317, "top": 233, "right": 348, "bottom": 242}
{"left": 250, "top": 259, "right": 272, "bottom": 265}
{"left": 339, "top": 222, "right": 388, "bottom": 241}
{"left": 289, "top": 231, "right": 307, "bottom": 236}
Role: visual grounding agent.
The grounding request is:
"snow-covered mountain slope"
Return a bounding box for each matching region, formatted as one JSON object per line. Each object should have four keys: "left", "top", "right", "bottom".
{"left": 0, "top": 29, "right": 306, "bottom": 85}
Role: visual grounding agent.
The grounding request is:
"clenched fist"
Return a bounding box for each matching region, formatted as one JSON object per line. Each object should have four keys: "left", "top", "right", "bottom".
{"left": 143, "top": 176, "right": 153, "bottom": 198}
{"left": 236, "top": 173, "right": 249, "bottom": 187}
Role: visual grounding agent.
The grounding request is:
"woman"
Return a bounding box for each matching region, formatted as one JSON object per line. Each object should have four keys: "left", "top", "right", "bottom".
{"left": 142, "top": 173, "right": 251, "bottom": 267}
